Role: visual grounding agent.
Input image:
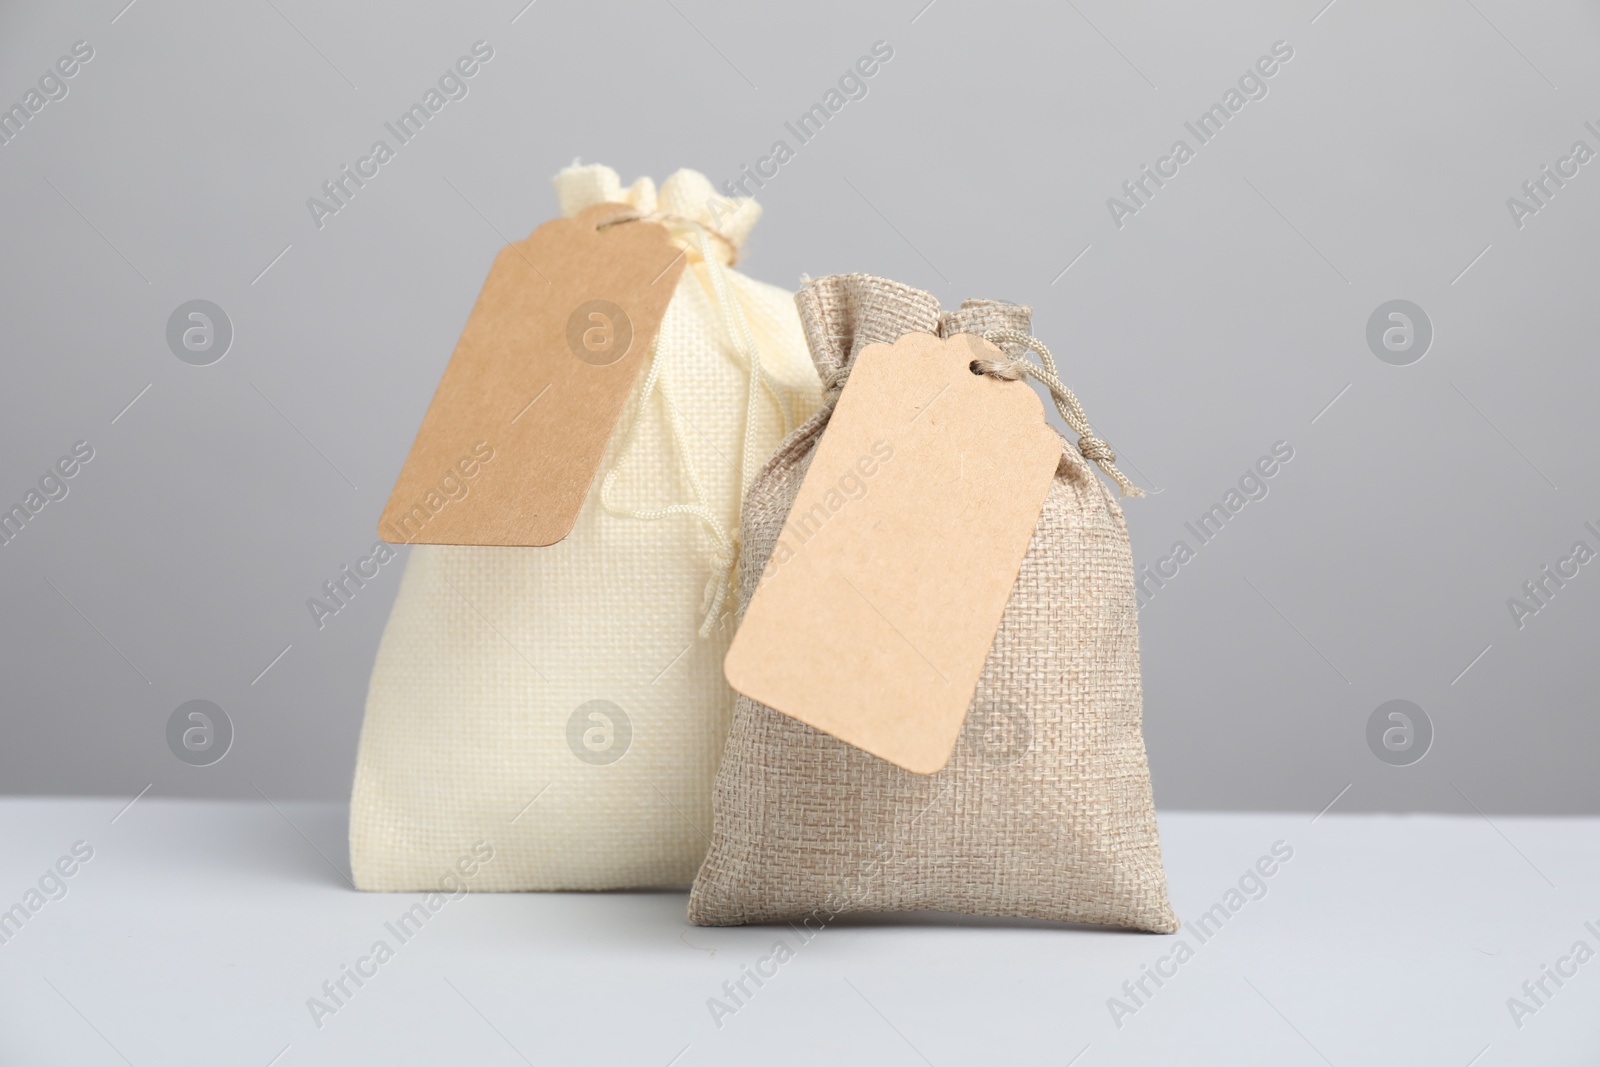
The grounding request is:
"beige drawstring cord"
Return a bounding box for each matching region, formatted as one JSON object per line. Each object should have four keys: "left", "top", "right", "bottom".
{"left": 975, "top": 330, "right": 1143, "bottom": 498}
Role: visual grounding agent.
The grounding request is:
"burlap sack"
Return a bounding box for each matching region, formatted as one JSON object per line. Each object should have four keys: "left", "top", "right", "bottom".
{"left": 349, "top": 164, "right": 819, "bottom": 891}
{"left": 688, "top": 274, "right": 1176, "bottom": 931}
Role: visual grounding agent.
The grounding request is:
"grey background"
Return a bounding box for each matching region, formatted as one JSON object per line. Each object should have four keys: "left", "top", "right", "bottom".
{"left": 2, "top": 0, "right": 1595, "bottom": 814}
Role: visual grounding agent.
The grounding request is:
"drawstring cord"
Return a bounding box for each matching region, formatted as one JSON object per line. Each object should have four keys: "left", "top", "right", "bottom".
{"left": 975, "top": 330, "right": 1143, "bottom": 498}
{"left": 597, "top": 214, "right": 802, "bottom": 636}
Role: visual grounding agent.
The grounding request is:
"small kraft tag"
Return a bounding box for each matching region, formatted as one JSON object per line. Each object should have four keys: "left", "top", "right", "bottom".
{"left": 379, "top": 201, "right": 687, "bottom": 546}
{"left": 724, "top": 331, "right": 1062, "bottom": 774}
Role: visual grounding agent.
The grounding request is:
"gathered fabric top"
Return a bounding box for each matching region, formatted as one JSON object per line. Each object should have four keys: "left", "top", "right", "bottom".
{"left": 555, "top": 162, "right": 759, "bottom": 265}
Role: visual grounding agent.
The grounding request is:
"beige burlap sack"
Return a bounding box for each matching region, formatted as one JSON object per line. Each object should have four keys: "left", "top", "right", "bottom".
{"left": 349, "top": 164, "right": 819, "bottom": 891}
{"left": 688, "top": 274, "right": 1176, "bottom": 931}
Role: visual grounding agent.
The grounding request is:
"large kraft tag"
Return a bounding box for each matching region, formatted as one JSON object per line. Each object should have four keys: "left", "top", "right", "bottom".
{"left": 724, "top": 331, "right": 1061, "bottom": 773}
{"left": 379, "top": 201, "right": 687, "bottom": 546}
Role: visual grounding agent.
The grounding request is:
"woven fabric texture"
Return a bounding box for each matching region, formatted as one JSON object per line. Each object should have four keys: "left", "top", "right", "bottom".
{"left": 688, "top": 273, "right": 1177, "bottom": 931}
{"left": 349, "top": 164, "right": 819, "bottom": 891}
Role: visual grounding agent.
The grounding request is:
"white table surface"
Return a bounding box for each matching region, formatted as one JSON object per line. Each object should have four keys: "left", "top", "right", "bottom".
{"left": 0, "top": 798, "right": 1594, "bottom": 1066}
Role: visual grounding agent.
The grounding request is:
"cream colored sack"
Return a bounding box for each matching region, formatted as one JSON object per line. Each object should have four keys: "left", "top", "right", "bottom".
{"left": 350, "top": 163, "right": 819, "bottom": 891}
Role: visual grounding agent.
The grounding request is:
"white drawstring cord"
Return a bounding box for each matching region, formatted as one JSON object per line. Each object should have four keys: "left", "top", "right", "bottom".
{"left": 597, "top": 217, "right": 802, "bottom": 636}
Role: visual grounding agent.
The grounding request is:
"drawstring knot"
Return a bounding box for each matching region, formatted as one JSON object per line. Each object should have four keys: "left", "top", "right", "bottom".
{"left": 1075, "top": 436, "right": 1116, "bottom": 463}
{"left": 699, "top": 542, "right": 736, "bottom": 633}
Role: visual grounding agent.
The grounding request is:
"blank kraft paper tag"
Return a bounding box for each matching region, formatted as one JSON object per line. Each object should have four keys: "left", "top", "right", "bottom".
{"left": 379, "top": 201, "right": 687, "bottom": 546}
{"left": 724, "top": 332, "right": 1062, "bottom": 774}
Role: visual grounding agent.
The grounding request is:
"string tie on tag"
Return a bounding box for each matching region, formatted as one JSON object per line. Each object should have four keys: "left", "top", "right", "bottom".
{"left": 598, "top": 210, "right": 740, "bottom": 266}
{"left": 975, "top": 330, "right": 1143, "bottom": 498}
